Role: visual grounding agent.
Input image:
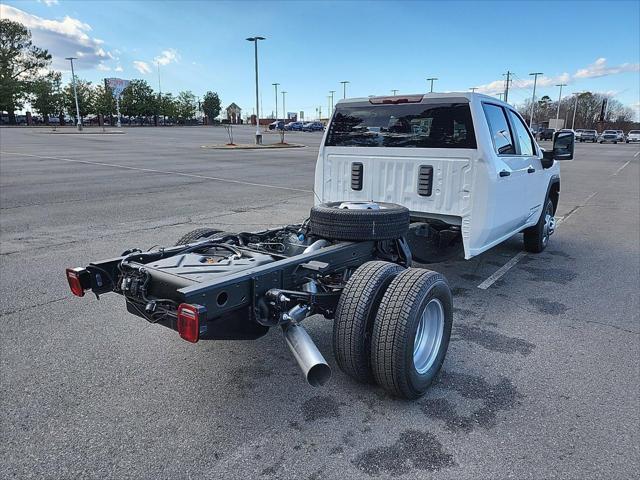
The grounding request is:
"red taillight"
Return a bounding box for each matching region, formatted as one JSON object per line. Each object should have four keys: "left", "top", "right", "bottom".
{"left": 177, "top": 303, "right": 203, "bottom": 343}
{"left": 66, "top": 267, "right": 87, "bottom": 297}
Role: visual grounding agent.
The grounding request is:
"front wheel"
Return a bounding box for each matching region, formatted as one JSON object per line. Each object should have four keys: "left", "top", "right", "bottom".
{"left": 371, "top": 268, "right": 453, "bottom": 399}
{"left": 523, "top": 198, "right": 555, "bottom": 253}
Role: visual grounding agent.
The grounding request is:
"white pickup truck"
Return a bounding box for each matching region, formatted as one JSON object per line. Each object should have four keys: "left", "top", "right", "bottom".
{"left": 315, "top": 92, "right": 575, "bottom": 261}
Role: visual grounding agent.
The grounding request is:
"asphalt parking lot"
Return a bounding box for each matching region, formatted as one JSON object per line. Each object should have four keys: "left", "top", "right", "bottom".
{"left": 1, "top": 126, "right": 638, "bottom": 479}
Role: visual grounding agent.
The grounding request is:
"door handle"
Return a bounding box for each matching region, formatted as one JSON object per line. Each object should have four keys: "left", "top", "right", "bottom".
{"left": 499, "top": 170, "right": 511, "bottom": 177}
{"left": 527, "top": 167, "right": 536, "bottom": 173}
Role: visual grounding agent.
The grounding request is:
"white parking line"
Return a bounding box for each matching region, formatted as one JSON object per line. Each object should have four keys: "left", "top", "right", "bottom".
{"left": 477, "top": 191, "right": 597, "bottom": 290}
{"left": 612, "top": 160, "right": 631, "bottom": 176}
{"left": 634, "top": 151, "right": 640, "bottom": 158}
{"left": 477, "top": 252, "right": 528, "bottom": 290}
{"left": 0, "top": 151, "right": 313, "bottom": 194}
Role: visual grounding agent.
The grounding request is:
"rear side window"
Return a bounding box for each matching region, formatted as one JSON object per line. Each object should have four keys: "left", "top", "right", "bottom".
{"left": 507, "top": 110, "right": 535, "bottom": 155}
{"left": 325, "top": 103, "right": 476, "bottom": 148}
{"left": 483, "top": 104, "right": 515, "bottom": 155}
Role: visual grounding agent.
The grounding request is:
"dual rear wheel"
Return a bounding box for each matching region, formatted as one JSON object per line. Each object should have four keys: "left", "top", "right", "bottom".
{"left": 333, "top": 261, "right": 453, "bottom": 399}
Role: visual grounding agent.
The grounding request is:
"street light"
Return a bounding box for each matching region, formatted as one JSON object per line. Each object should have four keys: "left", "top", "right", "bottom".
{"left": 555, "top": 83, "right": 567, "bottom": 128}
{"left": 329, "top": 90, "right": 335, "bottom": 116}
{"left": 470, "top": 87, "right": 478, "bottom": 92}
{"left": 340, "top": 81, "right": 350, "bottom": 99}
{"left": 391, "top": 89, "right": 398, "bottom": 95}
{"left": 65, "top": 57, "right": 82, "bottom": 131}
{"left": 246, "top": 36, "right": 265, "bottom": 144}
{"left": 427, "top": 77, "right": 438, "bottom": 93}
{"left": 528, "top": 72, "right": 543, "bottom": 128}
{"left": 272, "top": 83, "right": 280, "bottom": 122}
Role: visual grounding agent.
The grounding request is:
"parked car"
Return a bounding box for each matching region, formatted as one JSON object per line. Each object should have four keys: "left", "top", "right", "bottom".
{"left": 303, "top": 121, "right": 324, "bottom": 132}
{"left": 579, "top": 129, "right": 598, "bottom": 142}
{"left": 66, "top": 92, "right": 574, "bottom": 401}
{"left": 599, "top": 130, "right": 619, "bottom": 144}
{"left": 615, "top": 130, "right": 625, "bottom": 142}
{"left": 626, "top": 130, "right": 640, "bottom": 143}
{"left": 268, "top": 120, "right": 284, "bottom": 130}
{"left": 284, "top": 121, "right": 304, "bottom": 131}
{"left": 574, "top": 128, "right": 584, "bottom": 141}
{"left": 539, "top": 128, "right": 555, "bottom": 141}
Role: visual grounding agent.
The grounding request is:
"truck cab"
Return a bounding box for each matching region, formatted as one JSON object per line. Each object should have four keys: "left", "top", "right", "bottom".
{"left": 314, "top": 93, "right": 573, "bottom": 260}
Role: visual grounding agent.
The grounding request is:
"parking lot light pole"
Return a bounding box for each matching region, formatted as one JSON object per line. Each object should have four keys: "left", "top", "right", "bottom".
{"left": 391, "top": 89, "right": 398, "bottom": 95}
{"left": 427, "top": 77, "right": 438, "bottom": 93}
{"left": 246, "top": 36, "right": 265, "bottom": 144}
{"left": 65, "top": 57, "right": 82, "bottom": 131}
{"left": 340, "top": 81, "right": 350, "bottom": 99}
{"left": 272, "top": 83, "right": 280, "bottom": 122}
{"left": 555, "top": 83, "right": 567, "bottom": 127}
{"left": 529, "top": 72, "right": 543, "bottom": 128}
{"left": 329, "top": 90, "right": 335, "bottom": 116}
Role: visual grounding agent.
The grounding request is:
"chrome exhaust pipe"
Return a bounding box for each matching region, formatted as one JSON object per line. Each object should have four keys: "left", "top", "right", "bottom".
{"left": 282, "top": 322, "right": 331, "bottom": 387}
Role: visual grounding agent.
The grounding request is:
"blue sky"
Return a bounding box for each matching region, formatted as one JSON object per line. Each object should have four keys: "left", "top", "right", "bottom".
{"left": 3, "top": 0, "right": 639, "bottom": 119}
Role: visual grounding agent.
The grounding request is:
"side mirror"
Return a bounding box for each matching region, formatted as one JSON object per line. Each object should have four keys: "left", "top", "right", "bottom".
{"left": 551, "top": 131, "right": 574, "bottom": 160}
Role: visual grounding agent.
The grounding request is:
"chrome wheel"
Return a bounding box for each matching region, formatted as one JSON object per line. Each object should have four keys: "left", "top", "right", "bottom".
{"left": 542, "top": 202, "right": 555, "bottom": 246}
{"left": 413, "top": 298, "right": 445, "bottom": 374}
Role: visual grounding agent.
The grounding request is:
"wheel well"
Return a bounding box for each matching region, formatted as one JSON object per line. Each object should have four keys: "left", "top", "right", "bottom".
{"left": 549, "top": 182, "right": 560, "bottom": 214}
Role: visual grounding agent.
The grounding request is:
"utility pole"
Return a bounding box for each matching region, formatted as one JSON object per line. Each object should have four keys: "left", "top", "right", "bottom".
{"left": 246, "top": 36, "right": 266, "bottom": 144}
{"left": 571, "top": 92, "right": 582, "bottom": 130}
{"left": 503, "top": 71, "right": 513, "bottom": 103}
{"left": 272, "top": 83, "right": 280, "bottom": 121}
{"left": 528, "top": 72, "right": 543, "bottom": 128}
{"left": 497, "top": 93, "right": 504, "bottom": 101}
{"left": 391, "top": 89, "right": 398, "bottom": 95}
{"left": 157, "top": 62, "right": 164, "bottom": 125}
{"left": 65, "top": 57, "right": 82, "bottom": 131}
{"left": 327, "top": 95, "right": 331, "bottom": 119}
{"left": 281, "top": 91, "right": 287, "bottom": 122}
{"left": 329, "top": 90, "right": 335, "bottom": 115}
{"left": 427, "top": 77, "right": 438, "bottom": 93}
{"left": 470, "top": 87, "right": 478, "bottom": 92}
{"left": 555, "top": 83, "right": 567, "bottom": 128}
{"left": 340, "top": 81, "right": 350, "bottom": 99}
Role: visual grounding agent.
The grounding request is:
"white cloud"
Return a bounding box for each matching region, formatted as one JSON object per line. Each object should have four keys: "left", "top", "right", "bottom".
{"left": 114, "top": 65, "right": 123, "bottom": 72}
{"left": 574, "top": 57, "right": 640, "bottom": 79}
{"left": 133, "top": 60, "right": 151, "bottom": 74}
{"left": 474, "top": 58, "right": 640, "bottom": 96}
{"left": 0, "top": 4, "right": 113, "bottom": 70}
{"left": 37, "top": 0, "right": 59, "bottom": 6}
{"left": 154, "top": 48, "right": 180, "bottom": 66}
{"left": 96, "top": 62, "right": 111, "bottom": 72}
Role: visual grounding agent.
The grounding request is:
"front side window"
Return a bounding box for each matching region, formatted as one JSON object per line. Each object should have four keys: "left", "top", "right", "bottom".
{"left": 483, "top": 104, "right": 515, "bottom": 155}
{"left": 325, "top": 103, "right": 476, "bottom": 148}
{"left": 508, "top": 110, "right": 535, "bottom": 156}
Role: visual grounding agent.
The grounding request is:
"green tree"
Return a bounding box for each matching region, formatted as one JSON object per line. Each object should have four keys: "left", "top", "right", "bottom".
{"left": 30, "top": 71, "right": 63, "bottom": 124}
{"left": 160, "top": 92, "right": 178, "bottom": 121}
{"left": 202, "top": 91, "right": 221, "bottom": 124}
{"left": 120, "top": 79, "right": 156, "bottom": 124}
{"left": 0, "top": 19, "right": 52, "bottom": 124}
{"left": 63, "top": 78, "right": 93, "bottom": 122}
{"left": 176, "top": 90, "right": 196, "bottom": 123}
{"left": 93, "top": 83, "right": 116, "bottom": 122}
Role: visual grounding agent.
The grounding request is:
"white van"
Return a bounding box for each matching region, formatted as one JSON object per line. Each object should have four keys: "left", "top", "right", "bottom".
{"left": 314, "top": 93, "right": 573, "bottom": 261}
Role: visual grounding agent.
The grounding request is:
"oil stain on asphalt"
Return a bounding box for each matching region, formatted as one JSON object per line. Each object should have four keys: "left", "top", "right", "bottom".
{"left": 452, "top": 324, "right": 536, "bottom": 355}
{"left": 520, "top": 265, "right": 577, "bottom": 284}
{"left": 353, "top": 429, "right": 455, "bottom": 476}
{"left": 302, "top": 395, "right": 341, "bottom": 422}
{"left": 422, "top": 371, "right": 524, "bottom": 432}
{"left": 528, "top": 297, "right": 570, "bottom": 315}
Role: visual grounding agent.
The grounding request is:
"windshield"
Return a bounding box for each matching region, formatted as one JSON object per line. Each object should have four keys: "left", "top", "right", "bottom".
{"left": 629, "top": 130, "right": 640, "bottom": 134}
{"left": 325, "top": 102, "right": 476, "bottom": 148}
{"left": 604, "top": 130, "right": 616, "bottom": 134}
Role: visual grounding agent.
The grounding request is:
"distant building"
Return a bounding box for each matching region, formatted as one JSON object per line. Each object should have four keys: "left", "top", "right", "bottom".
{"left": 226, "top": 103, "right": 242, "bottom": 124}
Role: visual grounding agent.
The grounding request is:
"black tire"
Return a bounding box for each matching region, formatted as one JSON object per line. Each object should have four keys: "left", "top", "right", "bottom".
{"left": 523, "top": 198, "right": 554, "bottom": 253}
{"left": 371, "top": 268, "right": 453, "bottom": 399}
{"left": 310, "top": 202, "right": 409, "bottom": 241}
{"left": 175, "top": 227, "right": 222, "bottom": 246}
{"left": 333, "top": 261, "right": 405, "bottom": 383}
{"left": 614, "top": 141, "right": 617, "bottom": 144}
